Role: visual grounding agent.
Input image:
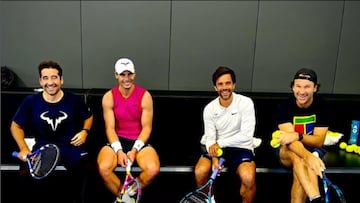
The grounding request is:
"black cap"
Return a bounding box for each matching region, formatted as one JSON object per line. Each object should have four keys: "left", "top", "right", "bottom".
{"left": 293, "top": 68, "right": 317, "bottom": 84}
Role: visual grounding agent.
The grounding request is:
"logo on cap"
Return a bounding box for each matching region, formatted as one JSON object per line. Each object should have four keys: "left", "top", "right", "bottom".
{"left": 293, "top": 68, "right": 317, "bottom": 83}
{"left": 115, "top": 58, "right": 135, "bottom": 74}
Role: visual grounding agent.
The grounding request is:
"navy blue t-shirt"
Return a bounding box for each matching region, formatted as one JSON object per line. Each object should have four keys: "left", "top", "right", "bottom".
{"left": 13, "top": 91, "right": 92, "bottom": 151}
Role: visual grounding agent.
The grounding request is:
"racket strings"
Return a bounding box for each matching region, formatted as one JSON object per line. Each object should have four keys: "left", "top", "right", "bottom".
{"left": 31, "top": 154, "right": 42, "bottom": 172}
{"left": 183, "top": 192, "right": 209, "bottom": 203}
{"left": 33, "top": 148, "right": 59, "bottom": 177}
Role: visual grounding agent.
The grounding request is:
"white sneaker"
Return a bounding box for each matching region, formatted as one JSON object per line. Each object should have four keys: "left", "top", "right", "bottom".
{"left": 115, "top": 183, "right": 137, "bottom": 203}
{"left": 114, "top": 194, "right": 135, "bottom": 203}
{"left": 121, "top": 194, "right": 136, "bottom": 203}
{"left": 126, "top": 182, "right": 138, "bottom": 197}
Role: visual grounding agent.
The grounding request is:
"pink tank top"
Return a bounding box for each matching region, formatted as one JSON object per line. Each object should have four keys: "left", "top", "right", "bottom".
{"left": 112, "top": 85, "right": 146, "bottom": 140}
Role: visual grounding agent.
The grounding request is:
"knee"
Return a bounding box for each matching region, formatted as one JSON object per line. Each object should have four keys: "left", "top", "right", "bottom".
{"left": 292, "top": 156, "right": 305, "bottom": 167}
{"left": 97, "top": 147, "right": 115, "bottom": 177}
{"left": 97, "top": 160, "right": 111, "bottom": 179}
{"left": 240, "top": 173, "right": 256, "bottom": 187}
{"left": 194, "top": 164, "right": 209, "bottom": 179}
{"left": 237, "top": 162, "right": 256, "bottom": 187}
{"left": 143, "top": 161, "right": 160, "bottom": 178}
{"left": 97, "top": 156, "right": 115, "bottom": 181}
{"left": 238, "top": 165, "right": 256, "bottom": 187}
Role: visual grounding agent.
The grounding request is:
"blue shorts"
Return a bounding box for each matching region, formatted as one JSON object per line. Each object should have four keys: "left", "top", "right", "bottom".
{"left": 33, "top": 141, "right": 89, "bottom": 170}
{"left": 200, "top": 145, "right": 254, "bottom": 173}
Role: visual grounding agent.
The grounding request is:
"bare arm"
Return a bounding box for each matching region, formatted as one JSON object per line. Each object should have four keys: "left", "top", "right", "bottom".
{"left": 137, "top": 91, "right": 153, "bottom": 143}
{"left": 10, "top": 121, "right": 31, "bottom": 160}
{"left": 83, "top": 115, "right": 93, "bottom": 132}
{"left": 303, "top": 127, "right": 327, "bottom": 148}
{"left": 278, "top": 122, "right": 327, "bottom": 149}
{"left": 102, "top": 91, "right": 120, "bottom": 144}
{"left": 70, "top": 115, "right": 94, "bottom": 146}
{"left": 278, "top": 122, "right": 326, "bottom": 176}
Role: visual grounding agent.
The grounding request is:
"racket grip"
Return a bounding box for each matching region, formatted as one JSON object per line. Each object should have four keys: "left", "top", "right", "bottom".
{"left": 218, "top": 157, "right": 225, "bottom": 166}
{"left": 210, "top": 157, "right": 225, "bottom": 180}
{"left": 12, "top": 151, "right": 19, "bottom": 158}
{"left": 126, "top": 159, "right": 132, "bottom": 171}
{"left": 12, "top": 151, "right": 26, "bottom": 160}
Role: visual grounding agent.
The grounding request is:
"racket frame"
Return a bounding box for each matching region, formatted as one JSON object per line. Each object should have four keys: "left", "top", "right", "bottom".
{"left": 322, "top": 172, "right": 346, "bottom": 203}
{"left": 117, "top": 159, "right": 141, "bottom": 203}
{"left": 12, "top": 143, "right": 60, "bottom": 179}
{"left": 180, "top": 157, "right": 225, "bottom": 203}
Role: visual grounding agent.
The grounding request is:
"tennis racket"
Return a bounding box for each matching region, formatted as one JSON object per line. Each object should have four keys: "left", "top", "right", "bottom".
{"left": 322, "top": 172, "right": 346, "bottom": 203}
{"left": 114, "top": 159, "right": 141, "bottom": 203}
{"left": 180, "top": 157, "right": 225, "bottom": 203}
{"left": 12, "top": 143, "right": 60, "bottom": 179}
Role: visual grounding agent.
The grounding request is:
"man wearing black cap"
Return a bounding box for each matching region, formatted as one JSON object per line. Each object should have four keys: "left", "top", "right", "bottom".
{"left": 274, "top": 68, "right": 332, "bottom": 203}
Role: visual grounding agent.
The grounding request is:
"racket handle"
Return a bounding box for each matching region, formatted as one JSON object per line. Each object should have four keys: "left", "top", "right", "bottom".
{"left": 210, "top": 157, "right": 225, "bottom": 180}
{"left": 12, "top": 151, "right": 27, "bottom": 160}
{"left": 126, "top": 159, "right": 132, "bottom": 171}
{"left": 12, "top": 151, "right": 19, "bottom": 158}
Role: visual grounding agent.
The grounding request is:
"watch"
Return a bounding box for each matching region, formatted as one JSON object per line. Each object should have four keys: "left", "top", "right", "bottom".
{"left": 298, "top": 133, "right": 303, "bottom": 141}
{"left": 82, "top": 128, "right": 90, "bottom": 134}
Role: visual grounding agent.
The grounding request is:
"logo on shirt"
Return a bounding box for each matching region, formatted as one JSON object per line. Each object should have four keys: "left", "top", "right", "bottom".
{"left": 40, "top": 111, "right": 68, "bottom": 131}
{"left": 80, "top": 152, "right": 89, "bottom": 157}
{"left": 293, "top": 115, "right": 316, "bottom": 135}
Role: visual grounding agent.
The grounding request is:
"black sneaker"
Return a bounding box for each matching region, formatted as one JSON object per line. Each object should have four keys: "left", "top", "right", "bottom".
{"left": 310, "top": 196, "right": 325, "bottom": 203}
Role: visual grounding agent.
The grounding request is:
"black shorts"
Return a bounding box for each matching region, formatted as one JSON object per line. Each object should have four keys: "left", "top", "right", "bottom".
{"left": 107, "top": 137, "right": 151, "bottom": 153}
{"left": 200, "top": 145, "right": 254, "bottom": 172}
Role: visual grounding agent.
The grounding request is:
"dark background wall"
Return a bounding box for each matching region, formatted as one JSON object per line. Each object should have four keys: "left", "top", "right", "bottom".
{"left": 1, "top": 1, "right": 359, "bottom": 93}
{"left": 1, "top": 2, "right": 360, "bottom": 202}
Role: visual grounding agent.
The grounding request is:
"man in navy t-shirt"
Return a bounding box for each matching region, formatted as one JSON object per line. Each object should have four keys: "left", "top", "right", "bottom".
{"left": 11, "top": 60, "right": 94, "bottom": 203}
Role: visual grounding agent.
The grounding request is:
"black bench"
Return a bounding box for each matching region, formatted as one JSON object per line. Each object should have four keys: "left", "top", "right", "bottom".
{"left": 1, "top": 89, "right": 360, "bottom": 203}
{"left": 2, "top": 89, "right": 360, "bottom": 170}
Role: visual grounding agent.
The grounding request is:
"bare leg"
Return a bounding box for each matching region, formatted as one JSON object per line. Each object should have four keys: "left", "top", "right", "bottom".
{"left": 280, "top": 147, "right": 321, "bottom": 203}
{"left": 135, "top": 146, "right": 160, "bottom": 188}
{"left": 291, "top": 171, "right": 307, "bottom": 203}
{"left": 238, "top": 161, "right": 256, "bottom": 203}
{"left": 194, "top": 156, "right": 211, "bottom": 187}
{"left": 97, "top": 146, "right": 121, "bottom": 195}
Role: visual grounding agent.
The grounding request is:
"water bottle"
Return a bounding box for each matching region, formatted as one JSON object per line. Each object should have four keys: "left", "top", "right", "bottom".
{"left": 349, "top": 120, "right": 360, "bottom": 145}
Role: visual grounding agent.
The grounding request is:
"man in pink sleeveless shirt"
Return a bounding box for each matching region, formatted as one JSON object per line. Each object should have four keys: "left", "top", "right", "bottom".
{"left": 97, "top": 58, "right": 160, "bottom": 202}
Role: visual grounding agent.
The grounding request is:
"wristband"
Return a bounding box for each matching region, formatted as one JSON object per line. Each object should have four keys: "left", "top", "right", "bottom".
{"left": 133, "top": 140, "right": 145, "bottom": 152}
{"left": 298, "top": 133, "right": 304, "bottom": 141}
{"left": 111, "top": 141, "right": 122, "bottom": 153}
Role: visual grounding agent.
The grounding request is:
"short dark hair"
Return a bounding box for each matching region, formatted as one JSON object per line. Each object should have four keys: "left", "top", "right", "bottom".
{"left": 38, "top": 60, "right": 62, "bottom": 78}
{"left": 212, "top": 66, "right": 236, "bottom": 86}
